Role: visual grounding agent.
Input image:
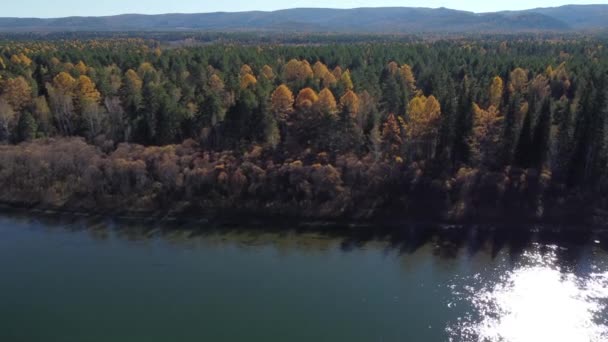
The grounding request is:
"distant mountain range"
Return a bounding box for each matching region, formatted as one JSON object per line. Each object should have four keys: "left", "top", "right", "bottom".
{"left": 0, "top": 5, "right": 607, "bottom": 33}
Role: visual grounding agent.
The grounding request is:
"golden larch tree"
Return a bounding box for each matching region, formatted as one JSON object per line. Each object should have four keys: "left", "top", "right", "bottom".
{"left": 332, "top": 66, "right": 343, "bottom": 80}
{"left": 137, "top": 62, "right": 156, "bottom": 78}
{"left": 124, "top": 69, "right": 143, "bottom": 93}
{"left": 240, "top": 64, "right": 253, "bottom": 77}
{"left": 261, "top": 65, "right": 275, "bottom": 80}
{"left": 48, "top": 72, "right": 77, "bottom": 135}
{"left": 469, "top": 104, "right": 503, "bottom": 165}
{"left": 53, "top": 72, "right": 77, "bottom": 94}
{"left": 400, "top": 64, "right": 416, "bottom": 93}
{"left": 284, "top": 59, "right": 313, "bottom": 84}
{"left": 381, "top": 113, "right": 402, "bottom": 156}
{"left": 316, "top": 88, "right": 338, "bottom": 116}
{"left": 321, "top": 72, "right": 337, "bottom": 88}
{"left": 295, "top": 88, "right": 319, "bottom": 110}
{"left": 154, "top": 47, "right": 162, "bottom": 58}
{"left": 209, "top": 74, "right": 225, "bottom": 93}
{"left": 340, "top": 70, "right": 354, "bottom": 91}
{"left": 49, "top": 57, "right": 61, "bottom": 67}
{"left": 508, "top": 67, "right": 528, "bottom": 94}
{"left": 240, "top": 74, "right": 257, "bottom": 90}
{"left": 75, "top": 75, "right": 101, "bottom": 105}
{"left": 313, "top": 61, "right": 330, "bottom": 80}
{"left": 2, "top": 76, "right": 32, "bottom": 112}
{"left": 489, "top": 76, "right": 504, "bottom": 108}
{"left": 75, "top": 61, "right": 88, "bottom": 75}
{"left": 271, "top": 84, "right": 294, "bottom": 121}
{"left": 406, "top": 94, "right": 442, "bottom": 159}
{"left": 387, "top": 61, "right": 399, "bottom": 76}
{"left": 339, "top": 90, "right": 360, "bottom": 119}
{"left": 530, "top": 74, "right": 550, "bottom": 100}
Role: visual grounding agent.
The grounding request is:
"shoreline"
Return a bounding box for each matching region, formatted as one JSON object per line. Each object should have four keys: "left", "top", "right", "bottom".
{"left": 1, "top": 201, "right": 606, "bottom": 234}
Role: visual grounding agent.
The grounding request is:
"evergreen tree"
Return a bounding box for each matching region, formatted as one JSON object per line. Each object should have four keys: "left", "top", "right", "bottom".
{"left": 16, "top": 112, "right": 38, "bottom": 142}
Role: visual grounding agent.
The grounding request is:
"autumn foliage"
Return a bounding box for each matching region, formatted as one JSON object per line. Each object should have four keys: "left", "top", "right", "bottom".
{"left": 0, "top": 37, "right": 606, "bottom": 223}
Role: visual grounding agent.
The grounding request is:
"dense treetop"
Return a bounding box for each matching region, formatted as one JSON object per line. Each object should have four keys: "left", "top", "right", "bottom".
{"left": 0, "top": 35, "right": 607, "bottom": 222}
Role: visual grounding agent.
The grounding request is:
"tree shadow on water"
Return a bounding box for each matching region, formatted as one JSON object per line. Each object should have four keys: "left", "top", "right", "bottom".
{"left": 2, "top": 209, "right": 606, "bottom": 268}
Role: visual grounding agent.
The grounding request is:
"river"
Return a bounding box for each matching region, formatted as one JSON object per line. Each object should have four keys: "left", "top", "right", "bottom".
{"left": 1, "top": 213, "right": 607, "bottom": 341}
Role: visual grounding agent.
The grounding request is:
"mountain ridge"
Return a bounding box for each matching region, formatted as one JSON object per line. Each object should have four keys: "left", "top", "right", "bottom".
{"left": 0, "top": 5, "right": 606, "bottom": 33}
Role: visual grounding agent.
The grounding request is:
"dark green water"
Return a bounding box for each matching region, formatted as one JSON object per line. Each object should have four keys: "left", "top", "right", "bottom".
{"left": 1, "top": 214, "right": 608, "bottom": 342}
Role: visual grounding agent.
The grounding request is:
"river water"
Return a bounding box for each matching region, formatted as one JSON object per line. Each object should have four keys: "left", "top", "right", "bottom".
{"left": 1, "top": 214, "right": 607, "bottom": 341}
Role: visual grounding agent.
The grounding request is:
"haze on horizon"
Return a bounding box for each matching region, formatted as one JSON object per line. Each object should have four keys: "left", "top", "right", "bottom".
{"left": 2, "top": 0, "right": 605, "bottom": 18}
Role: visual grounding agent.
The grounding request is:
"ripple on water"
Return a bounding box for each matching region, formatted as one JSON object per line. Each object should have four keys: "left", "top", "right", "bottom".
{"left": 447, "top": 244, "right": 608, "bottom": 342}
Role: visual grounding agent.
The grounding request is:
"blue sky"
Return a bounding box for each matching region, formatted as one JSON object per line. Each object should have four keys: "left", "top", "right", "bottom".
{"left": 3, "top": 0, "right": 604, "bottom": 18}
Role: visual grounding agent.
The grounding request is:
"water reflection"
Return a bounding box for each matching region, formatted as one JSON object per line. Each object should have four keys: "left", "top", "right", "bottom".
{"left": 2, "top": 210, "right": 608, "bottom": 342}
{"left": 448, "top": 244, "right": 608, "bottom": 342}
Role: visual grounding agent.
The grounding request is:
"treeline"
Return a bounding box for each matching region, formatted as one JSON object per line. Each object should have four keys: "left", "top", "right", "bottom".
{"left": 0, "top": 37, "right": 607, "bottom": 223}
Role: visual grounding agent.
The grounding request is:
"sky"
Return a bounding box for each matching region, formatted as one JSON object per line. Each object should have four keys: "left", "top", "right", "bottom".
{"left": 3, "top": 0, "right": 605, "bottom": 18}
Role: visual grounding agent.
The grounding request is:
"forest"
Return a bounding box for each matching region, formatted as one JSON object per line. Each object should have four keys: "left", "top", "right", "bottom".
{"left": 0, "top": 34, "right": 607, "bottom": 224}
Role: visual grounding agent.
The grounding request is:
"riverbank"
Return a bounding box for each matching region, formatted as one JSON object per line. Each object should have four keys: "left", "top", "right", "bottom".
{"left": 1, "top": 199, "right": 607, "bottom": 235}
{"left": 0, "top": 138, "right": 607, "bottom": 229}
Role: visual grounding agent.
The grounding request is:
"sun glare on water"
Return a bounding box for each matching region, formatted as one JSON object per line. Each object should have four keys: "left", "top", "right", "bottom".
{"left": 448, "top": 244, "right": 608, "bottom": 342}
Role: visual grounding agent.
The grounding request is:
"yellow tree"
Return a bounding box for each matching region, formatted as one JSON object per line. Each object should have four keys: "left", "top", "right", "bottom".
{"left": 489, "top": 76, "right": 504, "bottom": 108}
{"left": 49, "top": 57, "right": 61, "bottom": 68}
{"left": 508, "top": 67, "right": 528, "bottom": 94}
{"left": 406, "top": 94, "right": 442, "bottom": 159}
{"left": 261, "top": 65, "right": 275, "bottom": 80}
{"left": 313, "top": 61, "right": 330, "bottom": 80}
{"left": 322, "top": 72, "right": 337, "bottom": 88}
{"left": 553, "top": 62, "right": 569, "bottom": 83}
{"left": 339, "top": 90, "right": 360, "bottom": 119}
{"left": 2, "top": 76, "right": 32, "bottom": 112}
{"left": 284, "top": 59, "right": 313, "bottom": 84}
{"left": 63, "top": 62, "right": 75, "bottom": 72}
{"left": 381, "top": 114, "right": 402, "bottom": 157}
{"left": 207, "top": 73, "right": 233, "bottom": 126}
{"left": 340, "top": 70, "right": 354, "bottom": 91}
{"left": 387, "top": 61, "right": 399, "bottom": 76}
{"left": 75, "top": 75, "right": 101, "bottom": 105}
{"left": 316, "top": 88, "right": 338, "bottom": 117}
{"left": 124, "top": 69, "right": 141, "bottom": 89}
{"left": 295, "top": 88, "right": 319, "bottom": 110}
{"left": 10, "top": 53, "right": 32, "bottom": 67}
{"left": 271, "top": 84, "right": 294, "bottom": 121}
{"left": 0, "top": 57, "right": 5, "bottom": 70}
{"left": 53, "top": 72, "right": 77, "bottom": 94}
{"left": 400, "top": 64, "right": 416, "bottom": 93}
{"left": 123, "top": 69, "right": 143, "bottom": 113}
{"left": 137, "top": 62, "right": 156, "bottom": 78}
{"left": 469, "top": 104, "right": 503, "bottom": 166}
{"left": 75, "top": 61, "right": 88, "bottom": 75}
{"left": 530, "top": 74, "right": 550, "bottom": 100}
{"left": 47, "top": 72, "right": 77, "bottom": 135}
{"left": 240, "top": 74, "right": 257, "bottom": 89}
{"left": 240, "top": 64, "right": 253, "bottom": 77}
{"left": 545, "top": 65, "right": 554, "bottom": 78}
{"left": 75, "top": 75, "right": 103, "bottom": 137}
{"left": 332, "top": 66, "right": 343, "bottom": 80}
{"left": 209, "top": 74, "right": 225, "bottom": 93}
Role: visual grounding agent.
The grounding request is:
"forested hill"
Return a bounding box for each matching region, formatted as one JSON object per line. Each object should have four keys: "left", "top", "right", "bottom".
{"left": 0, "top": 5, "right": 607, "bottom": 33}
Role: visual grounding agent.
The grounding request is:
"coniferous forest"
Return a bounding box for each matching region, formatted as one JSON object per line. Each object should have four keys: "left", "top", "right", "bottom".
{"left": 0, "top": 34, "right": 607, "bottom": 224}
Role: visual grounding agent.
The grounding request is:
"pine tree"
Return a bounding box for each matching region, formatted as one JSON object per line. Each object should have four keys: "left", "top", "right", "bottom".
{"left": 16, "top": 112, "right": 37, "bottom": 142}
